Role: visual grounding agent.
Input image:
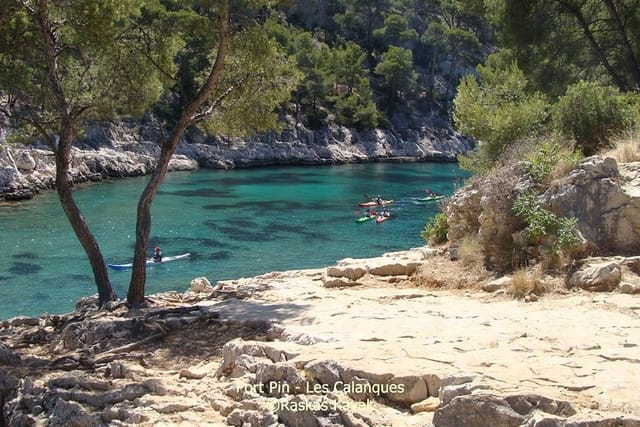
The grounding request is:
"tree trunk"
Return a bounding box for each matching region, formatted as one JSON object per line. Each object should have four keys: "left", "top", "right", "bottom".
{"left": 603, "top": 0, "right": 640, "bottom": 90}
{"left": 127, "top": 0, "right": 230, "bottom": 307}
{"left": 55, "top": 124, "right": 117, "bottom": 305}
{"left": 37, "top": 0, "right": 116, "bottom": 305}
{"left": 127, "top": 125, "right": 188, "bottom": 306}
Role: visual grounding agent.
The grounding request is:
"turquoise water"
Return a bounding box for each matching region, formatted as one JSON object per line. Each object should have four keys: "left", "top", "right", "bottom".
{"left": 0, "top": 162, "right": 466, "bottom": 319}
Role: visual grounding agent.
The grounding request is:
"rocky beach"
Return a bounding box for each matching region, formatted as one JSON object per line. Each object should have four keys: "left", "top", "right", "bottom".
{"left": 1, "top": 246, "right": 640, "bottom": 426}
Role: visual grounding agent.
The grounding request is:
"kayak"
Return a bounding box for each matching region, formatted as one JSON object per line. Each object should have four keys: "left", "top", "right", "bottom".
{"left": 416, "top": 195, "right": 445, "bottom": 202}
{"left": 108, "top": 253, "right": 191, "bottom": 271}
{"left": 355, "top": 213, "right": 377, "bottom": 223}
{"left": 358, "top": 199, "right": 394, "bottom": 207}
{"left": 375, "top": 214, "right": 393, "bottom": 224}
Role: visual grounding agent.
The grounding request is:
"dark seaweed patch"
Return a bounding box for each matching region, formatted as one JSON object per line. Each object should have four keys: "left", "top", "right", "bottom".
{"left": 203, "top": 200, "right": 304, "bottom": 212}
{"left": 206, "top": 224, "right": 272, "bottom": 241}
{"left": 158, "top": 188, "right": 232, "bottom": 198}
{"left": 9, "top": 262, "right": 43, "bottom": 275}
{"left": 29, "top": 292, "right": 51, "bottom": 301}
{"left": 209, "top": 251, "right": 232, "bottom": 260}
{"left": 12, "top": 252, "right": 39, "bottom": 260}
{"left": 226, "top": 218, "right": 260, "bottom": 229}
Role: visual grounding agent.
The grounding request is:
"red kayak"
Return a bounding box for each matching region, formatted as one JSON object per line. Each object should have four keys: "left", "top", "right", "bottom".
{"left": 375, "top": 213, "right": 393, "bottom": 223}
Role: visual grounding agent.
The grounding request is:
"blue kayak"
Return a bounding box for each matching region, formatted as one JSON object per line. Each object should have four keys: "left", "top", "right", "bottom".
{"left": 108, "top": 253, "right": 191, "bottom": 271}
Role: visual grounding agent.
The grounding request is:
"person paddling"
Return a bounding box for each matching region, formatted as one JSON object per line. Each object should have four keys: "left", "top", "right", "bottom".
{"left": 153, "top": 246, "right": 163, "bottom": 263}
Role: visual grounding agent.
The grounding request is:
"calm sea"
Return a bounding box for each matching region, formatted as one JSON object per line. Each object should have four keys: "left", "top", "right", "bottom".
{"left": 0, "top": 162, "right": 467, "bottom": 319}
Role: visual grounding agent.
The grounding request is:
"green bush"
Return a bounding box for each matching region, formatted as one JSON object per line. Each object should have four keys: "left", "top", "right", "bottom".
{"left": 512, "top": 192, "right": 580, "bottom": 257}
{"left": 420, "top": 213, "right": 449, "bottom": 245}
{"left": 453, "top": 51, "right": 549, "bottom": 174}
{"left": 553, "top": 81, "right": 639, "bottom": 155}
{"left": 525, "top": 138, "right": 582, "bottom": 183}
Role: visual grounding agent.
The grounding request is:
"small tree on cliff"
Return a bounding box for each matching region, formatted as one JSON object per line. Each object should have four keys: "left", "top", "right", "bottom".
{"left": 0, "top": 0, "right": 178, "bottom": 305}
{"left": 126, "top": 1, "right": 300, "bottom": 306}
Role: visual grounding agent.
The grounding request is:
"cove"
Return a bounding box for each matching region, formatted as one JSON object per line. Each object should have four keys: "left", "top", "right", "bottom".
{"left": 0, "top": 162, "right": 467, "bottom": 320}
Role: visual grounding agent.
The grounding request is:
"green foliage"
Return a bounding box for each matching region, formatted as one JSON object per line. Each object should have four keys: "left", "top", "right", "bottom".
{"left": 489, "top": 0, "right": 640, "bottom": 96}
{"left": 374, "top": 46, "right": 418, "bottom": 102}
{"left": 420, "top": 213, "right": 449, "bottom": 245}
{"left": 200, "top": 22, "right": 302, "bottom": 137}
{"left": 373, "top": 13, "right": 418, "bottom": 51}
{"left": 524, "top": 138, "right": 582, "bottom": 183}
{"left": 512, "top": 193, "right": 557, "bottom": 243}
{"left": 453, "top": 51, "right": 549, "bottom": 173}
{"left": 0, "top": 0, "right": 179, "bottom": 130}
{"left": 553, "top": 81, "right": 640, "bottom": 155}
{"left": 512, "top": 192, "right": 580, "bottom": 255}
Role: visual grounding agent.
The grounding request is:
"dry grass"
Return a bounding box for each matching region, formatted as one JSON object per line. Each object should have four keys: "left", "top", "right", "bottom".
{"left": 511, "top": 267, "right": 546, "bottom": 298}
{"left": 603, "top": 129, "right": 640, "bottom": 163}
{"left": 458, "top": 235, "right": 483, "bottom": 268}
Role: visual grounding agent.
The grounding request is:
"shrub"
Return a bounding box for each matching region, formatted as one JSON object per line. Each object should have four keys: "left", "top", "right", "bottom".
{"left": 512, "top": 192, "right": 581, "bottom": 268}
{"left": 553, "top": 81, "right": 640, "bottom": 155}
{"left": 421, "top": 213, "right": 448, "bottom": 245}
{"left": 525, "top": 138, "right": 582, "bottom": 184}
{"left": 453, "top": 51, "right": 549, "bottom": 174}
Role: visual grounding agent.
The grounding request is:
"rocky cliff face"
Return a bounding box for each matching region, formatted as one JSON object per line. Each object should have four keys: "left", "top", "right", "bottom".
{"left": 0, "top": 117, "right": 471, "bottom": 200}
{"left": 446, "top": 156, "right": 640, "bottom": 271}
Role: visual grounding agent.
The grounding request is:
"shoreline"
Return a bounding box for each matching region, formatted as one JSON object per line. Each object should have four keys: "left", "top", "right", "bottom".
{"left": 0, "top": 118, "right": 471, "bottom": 201}
{"left": 1, "top": 247, "right": 639, "bottom": 426}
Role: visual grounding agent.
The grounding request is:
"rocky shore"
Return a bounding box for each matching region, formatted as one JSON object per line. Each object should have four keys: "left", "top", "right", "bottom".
{"left": 0, "top": 118, "right": 471, "bottom": 201}
{"left": 1, "top": 247, "right": 640, "bottom": 426}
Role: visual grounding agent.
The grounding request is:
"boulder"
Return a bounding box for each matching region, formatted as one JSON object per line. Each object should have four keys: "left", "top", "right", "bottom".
{"left": 189, "top": 277, "right": 215, "bottom": 293}
{"left": 567, "top": 259, "right": 622, "bottom": 292}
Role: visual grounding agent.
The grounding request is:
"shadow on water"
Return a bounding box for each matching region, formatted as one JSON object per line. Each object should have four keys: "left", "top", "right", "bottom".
{"left": 9, "top": 262, "right": 43, "bottom": 275}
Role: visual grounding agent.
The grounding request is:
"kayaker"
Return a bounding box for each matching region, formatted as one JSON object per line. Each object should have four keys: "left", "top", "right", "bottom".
{"left": 153, "top": 246, "right": 163, "bottom": 262}
{"left": 424, "top": 187, "right": 436, "bottom": 196}
{"left": 374, "top": 195, "right": 383, "bottom": 206}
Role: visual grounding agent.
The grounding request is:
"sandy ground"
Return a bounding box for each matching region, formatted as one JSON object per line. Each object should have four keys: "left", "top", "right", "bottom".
{"left": 204, "top": 266, "right": 640, "bottom": 420}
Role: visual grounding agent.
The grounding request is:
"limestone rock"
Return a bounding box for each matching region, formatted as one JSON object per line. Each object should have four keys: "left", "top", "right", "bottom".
{"left": 446, "top": 157, "right": 640, "bottom": 272}
{"left": 189, "top": 277, "right": 215, "bottom": 293}
{"left": 326, "top": 265, "right": 367, "bottom": 281}
{"left": 255, "top": 362, "right": 307, "bottom": 396}
{"left": 386, "top": 375, "right": 429, "bottom": 405}
{"left": 304, "top": 359, "right": 343, "bottom": 387}
{"left": 411, "top": 396, "right": 440, "bottom": 413}
{"left": 567, "top": 259, "right": 622, "bottom": 292}
{"left": 323, "top": 277, "right": 361, "bottom": 288}
{"left": 433, "top": 394, "right": 526, "bottom": 427}
{"left": 483, "top": 276, "right": 512, "bottom": 293}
